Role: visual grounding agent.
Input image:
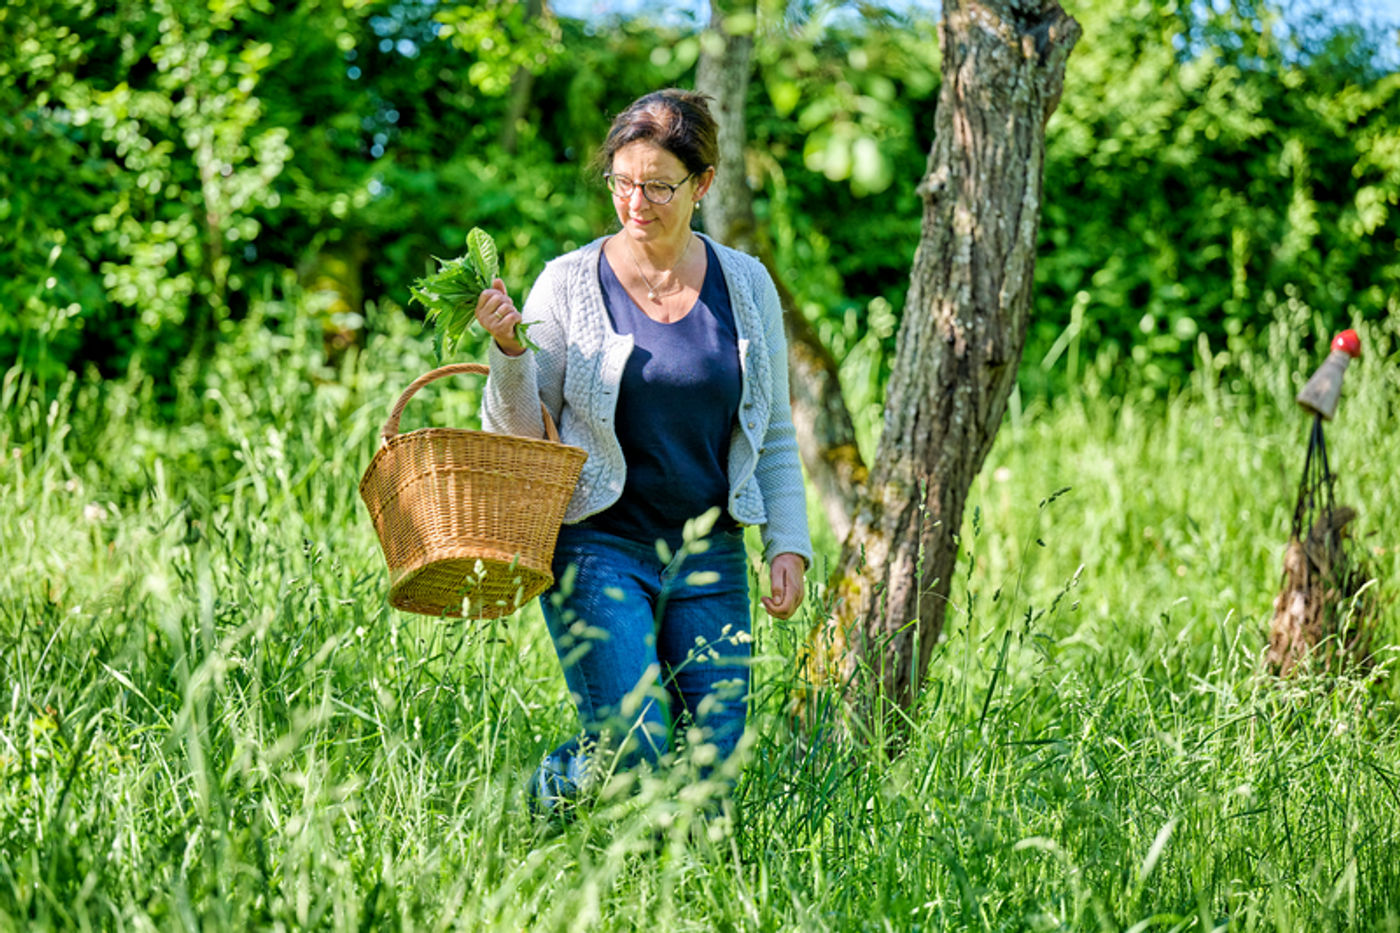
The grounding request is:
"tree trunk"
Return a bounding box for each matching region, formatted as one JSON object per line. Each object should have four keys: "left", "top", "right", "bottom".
{"left": 695, "top": 7, "right": 755, "bottom": 255}
{"left": 817, "top": 0, "right": 1080, "bottom": 728}
{"left": 500, "top": 0, "right": 545, "bottom": 155}
{"left": 696, "top": 1, "right": 866, "bottom": 543}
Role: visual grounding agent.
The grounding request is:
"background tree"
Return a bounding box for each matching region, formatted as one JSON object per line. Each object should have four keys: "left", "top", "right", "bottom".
{"left": 697, "top": 0, "right": 866, "bottom": 544}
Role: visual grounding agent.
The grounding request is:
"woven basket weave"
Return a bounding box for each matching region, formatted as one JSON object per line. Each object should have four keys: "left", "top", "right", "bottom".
{"left": 359, "top": 363, "right": 587, "bottom": 619}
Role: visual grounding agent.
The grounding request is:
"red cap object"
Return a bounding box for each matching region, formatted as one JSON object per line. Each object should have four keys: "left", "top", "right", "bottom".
{"left": 1332, "top": 329, "right": 1361, "bottom": 358}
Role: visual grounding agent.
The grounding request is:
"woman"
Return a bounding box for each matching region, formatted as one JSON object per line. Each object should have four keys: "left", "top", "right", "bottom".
{"left": 474, "top": 88, "right": 810, "bottom": 814}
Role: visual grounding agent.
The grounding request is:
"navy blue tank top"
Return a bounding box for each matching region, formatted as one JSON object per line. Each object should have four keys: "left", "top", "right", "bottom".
{"left": 584, "top": 239, "right": 742, "bottom": 550}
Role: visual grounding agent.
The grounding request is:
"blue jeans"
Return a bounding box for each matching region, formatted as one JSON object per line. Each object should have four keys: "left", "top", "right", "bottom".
{"left": 531, "top": 524, "right": 753, "bottom": 810}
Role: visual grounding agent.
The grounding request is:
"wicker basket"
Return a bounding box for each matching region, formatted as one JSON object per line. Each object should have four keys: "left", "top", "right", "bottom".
{"left": 359, "top": 363, "right": 587, "bottom": 619}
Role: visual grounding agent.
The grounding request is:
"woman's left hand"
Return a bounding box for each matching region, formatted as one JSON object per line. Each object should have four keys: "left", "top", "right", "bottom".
{"left": 762, "top": 552, "right": 806, "bottom": 620}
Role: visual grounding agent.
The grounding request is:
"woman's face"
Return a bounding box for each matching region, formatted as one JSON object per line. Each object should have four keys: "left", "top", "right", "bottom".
{"left": 609, "top": 140, "right": 711, "bottom": 250}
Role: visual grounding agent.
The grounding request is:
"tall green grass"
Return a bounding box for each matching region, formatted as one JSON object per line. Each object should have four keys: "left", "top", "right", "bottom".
{"left": 2, "top": 290, "right": 1398, "bottom": 931}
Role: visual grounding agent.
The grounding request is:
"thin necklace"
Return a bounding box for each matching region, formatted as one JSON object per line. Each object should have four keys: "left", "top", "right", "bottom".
{"left": 626, "top": 234, "right": 692, "bottom": 302}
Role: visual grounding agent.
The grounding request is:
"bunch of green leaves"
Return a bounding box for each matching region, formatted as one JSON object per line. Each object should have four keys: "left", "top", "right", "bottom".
{"left": 410, "top": 227, "right": 537, "bottom": 359}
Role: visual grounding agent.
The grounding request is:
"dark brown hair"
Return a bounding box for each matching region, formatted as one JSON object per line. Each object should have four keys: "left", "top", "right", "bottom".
{"left": 595, "top": 88, "right": 719, "bottom": 178}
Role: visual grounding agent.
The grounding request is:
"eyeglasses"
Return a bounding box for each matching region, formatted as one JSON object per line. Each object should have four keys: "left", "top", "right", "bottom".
{"left": 603, "top": 172, "right": 694, "bottom": 205}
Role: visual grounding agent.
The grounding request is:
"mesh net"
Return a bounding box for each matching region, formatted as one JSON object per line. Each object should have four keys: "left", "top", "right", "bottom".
{"left": 1268, "top": 414, "right": 1372, "bottom": 674}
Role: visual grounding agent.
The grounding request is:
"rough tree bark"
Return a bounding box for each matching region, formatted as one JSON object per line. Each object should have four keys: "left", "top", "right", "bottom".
{"left": 696, "top": 0, "right": 866, "bottom": 544}
{"left": 815, "top": 0, "right": 1080, "bottom": 725}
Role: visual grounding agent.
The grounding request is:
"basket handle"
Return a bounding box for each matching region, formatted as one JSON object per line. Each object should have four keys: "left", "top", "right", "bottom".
{"left": 380, "top": 362, "right": 562, "bottom": 444}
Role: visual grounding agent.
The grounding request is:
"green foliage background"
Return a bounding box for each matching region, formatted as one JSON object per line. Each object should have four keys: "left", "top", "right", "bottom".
{"left": 5, "top": 0, "right": 1396, "bottom": 400}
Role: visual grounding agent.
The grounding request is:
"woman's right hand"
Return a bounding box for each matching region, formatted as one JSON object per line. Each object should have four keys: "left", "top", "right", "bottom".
{"left": 475, "top": 278, "right": 525, "bottom": 357}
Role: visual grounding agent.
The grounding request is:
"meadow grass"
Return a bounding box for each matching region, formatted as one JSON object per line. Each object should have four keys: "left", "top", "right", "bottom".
{"left": 2, "top": 293, "right": 1398, "bottom": 931}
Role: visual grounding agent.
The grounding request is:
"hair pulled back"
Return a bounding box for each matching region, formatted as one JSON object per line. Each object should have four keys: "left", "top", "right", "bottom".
{"left": 595, "top": 89, "right": 718, "bottom": 178}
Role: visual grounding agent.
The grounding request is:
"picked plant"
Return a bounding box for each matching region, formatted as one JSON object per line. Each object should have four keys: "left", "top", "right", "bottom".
{"left": 410, "top": 227, "right": 538, "bottom": 359}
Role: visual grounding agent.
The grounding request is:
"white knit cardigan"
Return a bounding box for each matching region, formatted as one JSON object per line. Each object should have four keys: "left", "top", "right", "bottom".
{"left": 482, "top": 233, "right": 812, "bottom": 565}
